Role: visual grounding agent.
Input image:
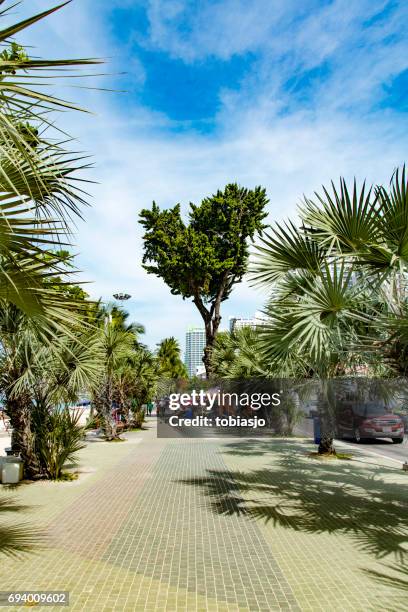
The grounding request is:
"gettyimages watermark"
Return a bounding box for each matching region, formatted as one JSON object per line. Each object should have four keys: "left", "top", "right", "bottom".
{"left": 168, "top": 389, "right": 282, "bottom": 410}
{"left": 166, "top": 389, "right": 281, "bottom": 429}
{"left": 156, "top": 378, "right": 408, "bottom": 439}
{"left": 156, "top": 379, "right": 301, "bottom": 438}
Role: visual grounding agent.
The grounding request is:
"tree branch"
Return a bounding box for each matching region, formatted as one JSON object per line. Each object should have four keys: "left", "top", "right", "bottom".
{"left": 193, "top": 290, "right": 211, "bottom": 322}
{"left": 210, "top": 271, "right": 230, "bottom": 334}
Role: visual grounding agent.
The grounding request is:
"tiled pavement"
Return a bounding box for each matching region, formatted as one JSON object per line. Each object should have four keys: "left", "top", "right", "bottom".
{"left": 1, "top": 421, "right": 407, "bottom": 611}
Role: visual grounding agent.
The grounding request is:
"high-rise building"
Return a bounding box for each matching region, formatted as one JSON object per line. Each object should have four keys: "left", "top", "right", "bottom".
{"left": 229, "top": 311, "right": 266, "bottom": 333}
{"left": 184, "top": 327, "right": 206, "bottom": 377}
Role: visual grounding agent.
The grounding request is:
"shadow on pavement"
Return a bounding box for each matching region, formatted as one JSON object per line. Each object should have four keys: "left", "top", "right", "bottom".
{"left": 363, "top": 563, "right": 408, "bottom": 593}
{"left": 179, "top": 439, "right": 408, "bottom": 590}
{"left": 0, "top": 494, "right": 43, "bottom": 558}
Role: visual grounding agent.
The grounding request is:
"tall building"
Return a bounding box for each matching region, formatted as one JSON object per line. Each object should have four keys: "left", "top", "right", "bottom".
{"left": 229, "top": 311, "right": 266, "bottom": 333}
{"left": 184, "top": 327, "right": 206, "bottom": 377}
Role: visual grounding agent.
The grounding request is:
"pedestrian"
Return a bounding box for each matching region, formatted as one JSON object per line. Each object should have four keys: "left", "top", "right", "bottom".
{"left": 158, "top": 397, "right": 167, "bottom": 419}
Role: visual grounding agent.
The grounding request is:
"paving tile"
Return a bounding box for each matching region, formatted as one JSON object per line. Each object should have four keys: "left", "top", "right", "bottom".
{"left": 1, "top": 422, "right": 406, "bottom": 611}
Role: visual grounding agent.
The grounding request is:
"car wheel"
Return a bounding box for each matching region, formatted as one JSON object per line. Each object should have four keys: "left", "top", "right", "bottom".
{"left": 392, "top": 437, "right": 404, "bottom": 444}
{"left": 354, "top": 428, "right": 362, "bottom": 443}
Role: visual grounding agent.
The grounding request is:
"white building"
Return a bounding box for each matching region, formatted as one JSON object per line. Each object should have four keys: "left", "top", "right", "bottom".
{"left": 229, "top": 311, "right": 266, "bottom": 333}
{"left": 184, "top": 327, "right": 206, "bottom": 377}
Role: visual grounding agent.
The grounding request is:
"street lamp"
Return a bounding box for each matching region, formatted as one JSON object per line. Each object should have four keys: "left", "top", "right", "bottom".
{"left": 113, "top": 293, "right": 131, "bottom": 301}
{"left": 104, "top": 294, "right": 131, "bottom": 328}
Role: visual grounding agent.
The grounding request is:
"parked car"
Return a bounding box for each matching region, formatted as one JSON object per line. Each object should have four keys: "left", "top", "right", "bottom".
{"left": 336, "top": 402, "right": 405, "bottom": 443}
{"left": 394, "top": 412, "right": 408, "bottom": 433}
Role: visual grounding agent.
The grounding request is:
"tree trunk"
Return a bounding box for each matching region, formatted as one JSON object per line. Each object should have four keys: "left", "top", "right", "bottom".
{"left": 101, "top": 412, "right": 118, "bottom": 440}
{"left": 203, "top": 320, "right": 220, "bottom": 379}
{"left": 318, "top": 434, "right": 335, "bottom": 454}
{"left": 203, "top": 330, "right": 214, "bottom": 379}
{"left": 193, "top": 284, "right": 225, "bottom": 379}
{"left": 119, "top": 390, "right": 131, "bottom": 428}
{"left": 271, "top": 403, "right": 284, "bottom": 434}
{"left": 317, "top": 384, "right": 336, "bottom": 455}
{"left": 201, "top": 309, "right": 223, "bottom": 378}
{"left": 93, "top": 378, "right": 119, "bottom": 440}
{"left": 6, "top": 396, "right": 42, "bottom": 479}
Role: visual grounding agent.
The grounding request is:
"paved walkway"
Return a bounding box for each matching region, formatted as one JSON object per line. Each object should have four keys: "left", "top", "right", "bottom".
{"left": 1, "top": 420, "right": 407, "bottom": 611}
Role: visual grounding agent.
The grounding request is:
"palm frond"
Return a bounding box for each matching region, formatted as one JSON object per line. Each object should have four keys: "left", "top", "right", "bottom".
{"left": 0, "top": 2, "right": 103, "bottom": 324}
{"left": 373, "top": 165, "right": 408, "bottom": 269}
{"left": 0, "top": 495, "right": 42, "bottom": 558}
{"left": 0, "top": 3, "right": 102, "bottom": 118}
{"left": 259, "top": 262, "right": 370, "bottom": 372}
{"left": 299, "top": 178, "right": 379, "bottom": 253}
{"left": 251, "top": 220, "right": 325, "bottom": 286}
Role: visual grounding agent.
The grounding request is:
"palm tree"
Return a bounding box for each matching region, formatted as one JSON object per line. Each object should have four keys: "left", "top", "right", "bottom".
{"left": 211, "top": 328, "right": 266, "bottom": 378}
{"left": 91, "top": 325, "right": 136, "bottom": 440}
{"left": 114, "top": 348, "right": 158, "bottom": 425}
{"left": 0, "top": 131, "right": 92, "bottom": 322}
{"left": 0, "top": 301, "right": 103, "bottom": 477}
{"left": 251, "top": 166, "right": 408, "bottom": 452}
{"left": 0, "top": 303, "right": 40, "bottom": 475}
{"left": 210, "top": 328, "right": 306, "bottom": 435}
{"left": 96, "top": 303, "right": 145, "bottom": 335}
{"left": 156, "top": 337, "right": 188, "bottom": 379}
{"left": 132, "top": 348, "right": 158, "bottom": 406}
{"left": 0, "top": 1, "right": 101, "bottom": 320}
{"left": 0, "top": 1, "right": 102, "bottom": 469}
{"left": 88, "top": 302, "right": 156, "bottom": 438}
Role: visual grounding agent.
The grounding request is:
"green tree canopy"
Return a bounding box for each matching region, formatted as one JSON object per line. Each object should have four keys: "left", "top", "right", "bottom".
{"left": 140, "top": 184, "right": 268, "bottom": 376}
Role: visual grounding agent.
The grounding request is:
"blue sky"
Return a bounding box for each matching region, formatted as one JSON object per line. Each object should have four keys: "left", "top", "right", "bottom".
{"left": 18, "top": 0, "right": 408, "bottom": 352}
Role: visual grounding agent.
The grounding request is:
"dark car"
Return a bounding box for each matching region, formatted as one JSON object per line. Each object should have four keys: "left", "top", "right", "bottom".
{"left": 336, "top": 402, "right": 405, "bottom": 444}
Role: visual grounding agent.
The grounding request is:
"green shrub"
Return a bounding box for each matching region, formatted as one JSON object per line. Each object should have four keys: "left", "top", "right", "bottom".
{"left": 33, "top": 408, "right": 86, "bottom": 480}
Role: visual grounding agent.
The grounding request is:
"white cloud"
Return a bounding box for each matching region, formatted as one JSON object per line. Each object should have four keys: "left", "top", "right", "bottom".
{"left": 73, "top": 106, "right": 406, "bottom": 352}
{"left": 144, "top": 0, "right": 290, "bottom": 61}
{"left": 9, "top": 0, "right": 408, "bottom": 354}
{"left": 141, "top": 0, "right": 408, "bottom": 115}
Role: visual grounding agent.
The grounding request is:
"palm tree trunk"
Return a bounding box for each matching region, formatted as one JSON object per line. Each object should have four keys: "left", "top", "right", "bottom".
{"left": 117, "top": 387, "right": 131, "bottom": 428}
{"left": 101, "top": 412, "right": 118, "bottom": 440}
{"left": 317, "top": 384, "right": 336, "bottom": 455}
{"left": 318, "top": 434, "right": 335, "bottom": 454}
{"left": 93, "top": 378, "right": 119, "bottom": 440}
{"left": 6, "top": 396, "right": 41, "bottom": 478}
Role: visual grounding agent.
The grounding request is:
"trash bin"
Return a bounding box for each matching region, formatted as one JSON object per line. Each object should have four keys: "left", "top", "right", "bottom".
{"left": 1, "top": 457, "right": 23, "bottom": 484}
{"left": 313, "top": 416, "right": 321, "bottom": 445}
